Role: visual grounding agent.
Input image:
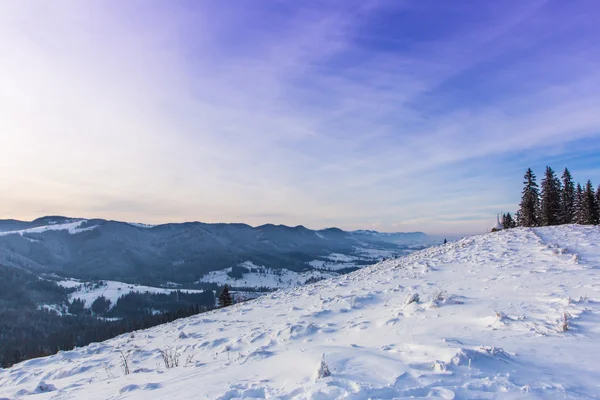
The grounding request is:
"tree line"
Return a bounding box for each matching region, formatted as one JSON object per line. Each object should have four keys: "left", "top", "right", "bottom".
{"left": 501, "top": 167, "right": 600, "bottom": 228}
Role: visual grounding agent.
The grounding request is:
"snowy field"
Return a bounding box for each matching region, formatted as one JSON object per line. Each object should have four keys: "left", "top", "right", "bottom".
{"left": 308, "top": 250, "right": 400, "bottom": 272}
{"left": 55, "top": 279, "right": 206, "bottom": 309}
{"left": 2, "top": 225, "right": 600, "bottom": 399}
{"left": 197, "top": 261, "right": 337, "bottom": 289}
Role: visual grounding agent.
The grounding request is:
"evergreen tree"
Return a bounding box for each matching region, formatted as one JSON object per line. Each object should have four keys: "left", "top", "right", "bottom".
{"left": 582, "top": 180, "right": 599, "bottom": 225}
{"left": 218, "top": 285, "right": 233, "bottom": 307}
{"left": 597, "top": 185, "right": 600, "bottom": 222}
{"left": 560, "top": 168, "right": 575, "bottom": 224}
{"left": 573, "top": 183, "right": 586, "bottom": 224}
{"left": 91, "top": 295, "right": 111, "bottom": 316}
{"left": 502, "top": 212, "right": 516, "bottom": 229}
{"left": 539, "top": 166, "right": 562, "bottom": 226}
{"left": 515, "top": 210, "right": 522, "bottom": 226}
{"left": 518, "top": 168, "right": 540, "bottom": 227}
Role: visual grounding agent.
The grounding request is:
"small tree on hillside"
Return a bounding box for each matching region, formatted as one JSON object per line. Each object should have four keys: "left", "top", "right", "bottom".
{"left": 518, "top": 168, "right": 540, "bottom": 227}
{"left": 540, "top": 166, "right": 561, "bottom": 226}
{"left": 218, "top": 285, "right": 233, "bottom": 308}
{"left": 560, "top": 168, "right": 575, "bottom": 224}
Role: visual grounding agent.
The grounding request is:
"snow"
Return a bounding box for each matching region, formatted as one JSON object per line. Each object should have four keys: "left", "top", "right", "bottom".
{"left": 325, "top": 253, "right": 358, "bottom": 262}
{"left": 492, "top": 215, "right": 503, "bottom": 231}
{"left": 0, "top": 220, "right": 96, "bottom": 237}
{"left": 3, "top": 225, "right": 600, "bottom": 399}
{"left": 197, "top": 261, "right": 337, "bottom": 289}
{"left": 309, "top": 249, "right": 404, "bottom": 271}
{"left": 55, "top": 279, "right": 205, "bottom": 309}
{"left": 127, "top": 222, "right": 155, "bottom": 229}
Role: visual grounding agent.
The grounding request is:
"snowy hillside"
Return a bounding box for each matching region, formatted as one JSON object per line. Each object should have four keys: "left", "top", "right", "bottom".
{"left": 196, "top": 261, "right": 337, "bottom": 289}
{"left": 2, "top": 225, "right": 600, "bottom": 399}
{"left": 54, "top": 279, "right": 206, "bottom": 310}
{"left": 0, "top": 219, "right": 94, "bottom": 237}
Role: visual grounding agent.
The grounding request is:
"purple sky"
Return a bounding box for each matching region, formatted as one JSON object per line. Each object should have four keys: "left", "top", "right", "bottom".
{"left": 1, "top": 1, "right": 599, "bottom": 234}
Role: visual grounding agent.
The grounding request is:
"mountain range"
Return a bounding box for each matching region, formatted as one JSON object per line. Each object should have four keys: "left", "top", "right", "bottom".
{"left": 0, "top": 216, "right": 429, "bottom": 287}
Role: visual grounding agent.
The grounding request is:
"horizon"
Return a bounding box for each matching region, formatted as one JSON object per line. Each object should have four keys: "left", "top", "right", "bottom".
{"left": 1, "top": 214, "right": 455, "bottom": 237}
{"left": 2, "top": 1, "right": 600, "bottom": 235}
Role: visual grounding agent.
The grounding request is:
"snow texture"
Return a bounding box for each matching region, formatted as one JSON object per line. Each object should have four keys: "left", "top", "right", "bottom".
{"left": 2, "top": 225, "right": 600, "bottom": 399}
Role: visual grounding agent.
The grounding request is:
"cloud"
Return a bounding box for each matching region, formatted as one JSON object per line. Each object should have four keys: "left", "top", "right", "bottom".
{"left": 0, "top": 0, "right": 599, "bottom": 234}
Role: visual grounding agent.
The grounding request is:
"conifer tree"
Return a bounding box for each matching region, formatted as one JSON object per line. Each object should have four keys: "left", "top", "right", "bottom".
{"left": 502, "top": 212, "right": 516, "bottom": 229}
{"left": 582, "top": 180, "right": 599, "bottom": 225}
{"left": 596, "top": 185, "right": 600, "bottom": 222}
{"left": 540, "top": 166, "right": 561, "bottom": 226}
{"left": 506, "top": 212, "right": 516, "bottom": 228}
{"left": 560, "top": 168, "right": 575, "bottom": 224}
{"left": 515, "top": 210, "right": 522, "bottom": 226}
{"left": 218, "top": 285, "right": 233, "bottom": 307}
{"left": 573, "top": 183, "right": 586, "bottom": 224}
{"left": 539, "top": 167, "right": 561, "bottom": 226}
{"left": 518, "top": 168, "right": 540, "bottom": 227}
{"left": 501, "top": 213, "right": 509, "bottom": 229}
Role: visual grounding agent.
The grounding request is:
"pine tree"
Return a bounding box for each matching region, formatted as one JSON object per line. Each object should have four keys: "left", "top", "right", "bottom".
{"left": 560, "top": 168, "right": 575, "bottom": 224}
{"left": 540, "top": 166, "right": 562, "bottom": 226}
{"left": 582, "top": 180, "right": 599, "bottom": 225}
{"left": 573, "top": 183, "right": 586, "bottom": 224}
{"left": 515, "top": 210, "right": 522, "bottom": 226}
{"left": 596, "top": 185, "right": 600, "bottom": 223}
{"left": 518, "top": 168, "right": 540, "bottom": 227}
{"left": 503, "top": 212, "right": 516, "bottom": 229}
{"left": 218, "top": 285, "right": 233, "bottom": 307}
{"left": 501, "top": 213, "right": 515, "bottom": 229}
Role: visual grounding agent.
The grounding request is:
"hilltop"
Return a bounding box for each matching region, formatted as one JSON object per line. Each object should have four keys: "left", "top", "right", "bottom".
{"left": 1, "top": 225, "right": 599, "bottom": 399}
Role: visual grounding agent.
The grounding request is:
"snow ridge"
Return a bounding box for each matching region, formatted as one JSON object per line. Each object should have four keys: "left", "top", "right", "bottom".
{"left": 2, "top": 225, "right": 600, "bottom": 399}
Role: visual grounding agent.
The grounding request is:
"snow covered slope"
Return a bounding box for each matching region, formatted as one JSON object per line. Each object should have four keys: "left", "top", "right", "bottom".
{"left": 196, "top": 261, "right": 337, "bottom": 289}
{"left": 2, "top": 225, "right": 600, "bottom": 399}
{"left": 0, "top": 219, "right": 95, "bottom": 237}
{"left": 55, "top": 279, "right": 206, "bottom": 309}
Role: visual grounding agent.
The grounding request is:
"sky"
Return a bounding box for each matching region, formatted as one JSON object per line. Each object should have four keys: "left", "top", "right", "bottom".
{"left": 1, "top": 0, "right": 599, "bottom": 235}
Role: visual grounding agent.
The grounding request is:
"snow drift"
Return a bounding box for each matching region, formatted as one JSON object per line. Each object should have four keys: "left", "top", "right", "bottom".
{"left": 1, "top": 225, "right": 600, "bottom": 399}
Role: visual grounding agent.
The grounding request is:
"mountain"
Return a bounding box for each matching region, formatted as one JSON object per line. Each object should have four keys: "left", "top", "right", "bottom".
{"left": 0, "top": 216, "right": 429, "bottom": 287}
{"left": 1, "top": 225, "right": 598, "bottom": 399}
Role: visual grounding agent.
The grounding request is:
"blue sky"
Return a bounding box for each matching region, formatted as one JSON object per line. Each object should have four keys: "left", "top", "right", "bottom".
{"left": 1, "top": 0, "right": 599, "bottom": 235}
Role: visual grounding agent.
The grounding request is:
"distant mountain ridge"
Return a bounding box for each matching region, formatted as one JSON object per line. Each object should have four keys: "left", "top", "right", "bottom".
{"left": 0, "top": 216, "right": 429, "bottom": 287}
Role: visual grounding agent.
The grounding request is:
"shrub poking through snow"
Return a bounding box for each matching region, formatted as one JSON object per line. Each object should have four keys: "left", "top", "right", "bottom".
{"left": 117, "top": 348, "right": 132, "bottom": 376}
{"left": 404, "top": 293, "right": 419, "bottom": 306}
{"left": 557, "top": 312, "right": 570, "bottom": 333}
{"left": 316, "top": 354, "right": 331, "bottom": 380}
{"left": 184, "top": 353, "right": 195, "bottom": 367}
{"left": 35, "top": 381, "right": 56, "bottom": 393}
{"left": 159, "top": 346, "right": 180, "bottom": 368}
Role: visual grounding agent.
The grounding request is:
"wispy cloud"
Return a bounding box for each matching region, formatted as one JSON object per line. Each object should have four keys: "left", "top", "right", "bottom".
{"left": 1, "top": 0, "right": 599, "bottom": 234}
